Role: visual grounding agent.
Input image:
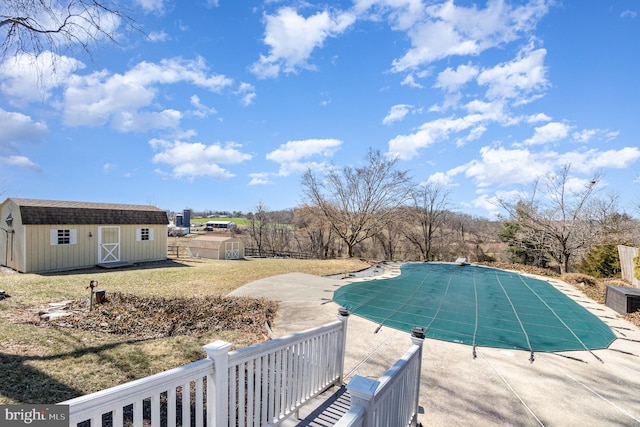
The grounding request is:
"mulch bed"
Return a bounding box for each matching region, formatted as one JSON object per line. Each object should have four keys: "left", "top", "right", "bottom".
{"left": 39, "top": 292, "right": 278, "bottom": 340}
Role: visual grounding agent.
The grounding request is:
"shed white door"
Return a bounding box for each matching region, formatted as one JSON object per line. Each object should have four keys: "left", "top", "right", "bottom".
{"left": 225, "top": 241, "right": 240, "bottom": 259}
{"left": 98, "top": 226, "right": 120, "bottom": 263}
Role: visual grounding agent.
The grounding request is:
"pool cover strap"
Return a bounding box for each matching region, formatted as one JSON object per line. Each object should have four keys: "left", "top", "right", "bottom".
{"left": 333, "top": 263, "right": 616, "bottom": 354}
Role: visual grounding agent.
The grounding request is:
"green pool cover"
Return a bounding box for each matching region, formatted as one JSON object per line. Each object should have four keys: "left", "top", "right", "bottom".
{"left": 333, "top": 263, "right": 616, "bottom": 353}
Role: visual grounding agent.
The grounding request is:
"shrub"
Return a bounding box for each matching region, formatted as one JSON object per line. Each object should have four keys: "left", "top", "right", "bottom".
{"left": 579, "top": 244, "right": 621, "bottom": 279}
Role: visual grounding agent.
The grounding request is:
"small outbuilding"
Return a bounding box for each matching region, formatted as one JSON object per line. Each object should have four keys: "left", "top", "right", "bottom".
{"left": 187, "top": 235, "right": 244, "bottom": 260}
{"left": 0, "top": 198, "right": 169, "bottom": 273}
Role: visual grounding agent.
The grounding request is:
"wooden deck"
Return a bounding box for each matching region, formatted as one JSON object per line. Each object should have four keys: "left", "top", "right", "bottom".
{"left": 282, "top": 386, "right": 350, "bottom": 426}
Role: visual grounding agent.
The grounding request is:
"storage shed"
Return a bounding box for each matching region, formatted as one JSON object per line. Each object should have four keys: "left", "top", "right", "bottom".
{"left": 0, "top": 198, "right": 169, "bottom": 273}
{"left": 187, "top": 235, "right": 244, "bottom": 260}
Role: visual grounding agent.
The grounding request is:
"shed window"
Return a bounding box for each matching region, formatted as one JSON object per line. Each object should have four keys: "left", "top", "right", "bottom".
{"left": 58, "top": 229, "right": 70, "bottom": 244}
{"left": 50, "top": 229, "right": 77, "bottom": 246}
{"left": 137, "top": 227, "right": 154, "bottom": 242}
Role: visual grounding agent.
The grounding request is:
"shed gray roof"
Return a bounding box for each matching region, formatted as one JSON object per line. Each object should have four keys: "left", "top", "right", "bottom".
{"left": 9, "top": 198, "right": 169, "bottom": 225}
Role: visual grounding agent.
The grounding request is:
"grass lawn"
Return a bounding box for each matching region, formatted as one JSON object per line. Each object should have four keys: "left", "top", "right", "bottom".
{"left": 0, "top": 257, "right": 371, "bottom": 404}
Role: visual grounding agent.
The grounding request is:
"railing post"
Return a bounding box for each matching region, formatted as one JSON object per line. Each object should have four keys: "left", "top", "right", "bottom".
{"left": 337, "top": 307, "right": 350, "bottom": 385}
{"left": 410, "top": 327, "right": 425, "bottom": 427}
{"left": 345, "top": 375, "right": 379, "bottom": 427}
{"left": 203, "top": 340, "right": 232, "bottom": 427}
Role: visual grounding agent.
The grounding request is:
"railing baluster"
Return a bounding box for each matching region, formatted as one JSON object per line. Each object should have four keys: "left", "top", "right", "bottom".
{"left": 195, "top": 377, "right": 203, "bottom": 427}
{"left": 238, "top": 363, "right": 246, "bottom": 427}
{"left": 247, "top": 359, "right": 254, "bottom": 427}
{"left": 181, "top": 382, "right": 190, "bottom": 427}
{"left": 151, "top": 393, "right": 160, "bottom": 426}
{"left": 133, "top": 400, "right": 143, "bottom": 427}
{"left": 260, "top": 355, "right": 268, "bottom": 426}
{"left": 167, "top": 388, "right": 176, "bottom": 427}
{"left": 230, "top": 365, "right": 237, "bottom": 426}
{"left": 114, "top": 406, "right": 123, "bottom": 427}
{"left": 286, "top": 344, "right": 294, "bottom": 411}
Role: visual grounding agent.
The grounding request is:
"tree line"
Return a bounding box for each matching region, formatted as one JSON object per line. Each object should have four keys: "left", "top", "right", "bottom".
{"left": 242, "top": 150, "right": 640, "bottom": 276}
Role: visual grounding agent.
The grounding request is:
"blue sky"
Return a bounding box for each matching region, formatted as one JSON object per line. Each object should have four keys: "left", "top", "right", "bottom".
{"left": 1, "top": 0, "right": 640, "bottom": 217}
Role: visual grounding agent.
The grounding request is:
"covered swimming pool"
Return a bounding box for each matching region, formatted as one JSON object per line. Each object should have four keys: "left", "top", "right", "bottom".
{"left": 333, "top": 263, "right": 616, "bottom": 356}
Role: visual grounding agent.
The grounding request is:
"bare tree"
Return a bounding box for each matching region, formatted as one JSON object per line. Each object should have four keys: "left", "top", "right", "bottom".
{"left": 373, "top": 213, "right": 405, "bottom": 260}
{"left": 498, "top": 164, "right": 603, "bottom": 274}
{"left": 1, "top": 0, "right": 137, "bottom": 61}
{"left": 292, "top": 206, "right": 337, "bottom": 258}
{"left": 263, "top": 209, "right": 294, "bottom": 254}
{"left": 246, "top": 200, "right": 269, "bottom": 256}
{"left": 403, "top": 182, "right": 450, "bottom": 261}
{"left": 301, "top": 149, "right": 412, "bottom": 258}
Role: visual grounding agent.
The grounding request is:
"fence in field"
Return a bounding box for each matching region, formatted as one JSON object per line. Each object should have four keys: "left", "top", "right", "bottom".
{"left": 167, "top": 245, "right": 186, "bottom": 258}
{"left": 60, "top": 310, "right": 425, "bottom": 427}
{"left": 244, "top": 247, "right": 315, "bottom": 260}
{"left": 336, "top": 327, "right": 425, "bottom": 427}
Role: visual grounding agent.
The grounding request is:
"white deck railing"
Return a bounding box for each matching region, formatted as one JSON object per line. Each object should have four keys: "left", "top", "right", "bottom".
{"left": 61, "top": 308, "right": 350, "bottom": 427}
{"left": 335, "top": 327, "right": 425, "bottom": 427}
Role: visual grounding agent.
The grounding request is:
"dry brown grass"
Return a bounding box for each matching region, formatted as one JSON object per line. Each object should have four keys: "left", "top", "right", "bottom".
{"left": 0, "top": 257, "right": 372, "bottom": 404}
{"left": 559, "top": 273, "right": 640, "bottom": 328}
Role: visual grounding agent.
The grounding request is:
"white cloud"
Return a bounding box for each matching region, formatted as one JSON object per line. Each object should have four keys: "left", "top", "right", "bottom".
{"left": 103, "top": 163, "right": 117, "bottom": 173}
{"left": 461, "top": 145, "right": 555, "bottom": 187}
{"left": 0, "top": 109, "right": 48, "bottom": 156}
{"left": 383, "top": 104, "right": 412, "bottom": 125}
{"left": 251, "top": 7, "right": 356, "bottom": 78}
{"left": 572, "top": 128, "right": 619, "bottom": 143}
{"left": 391, "top": 0, "right": 550, "bottom": 72}
{"left": 236, "top": 82, "right": 256, "bottom": 106}
{"left": 435, "top": 63, "right": 479, "bottom": 92}
{"left": 148, "top": 31, "right": 169, "bottom": 42}
{"left": 266, "top": 138, "right": 342, "bottom": 176}
{"left": 113, "top": 109, "right": 183, "bottom": 132}
{"left": 557, "top": 147, "right": 640, "bottom": 174}
{"left": 135, "top": 0, "right": 165, "bottom": 13}
{"left": 63, "top": 57, "right": 233, "bottom": 131}
{"left": 456, "top": 125, "right": 486, "bottom": 147}
{"left": 433, "top": 63, "right": 480, "bottom": 110}
{"left": 190, "top": 95, "right": 217, "bottom": 118}
{"left": 470, "top": 193, "right": 501, "bottom": 217}
{"left": 449, "top": 145, "right": 640, "bottom": 192}
{"left": 621, "top": 10, "right": 637, "bottom": 19}
{"left": 425, "top": 171, "right": 453, "bottom": 186}
{"left": 572, "top": 129, "right": 597, "bottom": 143}
{"left": 523, "top": 121, "right": 571, "bottom": 145}
{"left": 471, "top": 189, "right": 525, "bottom": 218}
{"left": 400, "top": 74, "right": 424, "bottom": 88}
{"left": 267, "top": 138, "right": 342, "bottom": 163}
{"left": 150, "top": 139, "right": 252, "bottom": 179}
{"left": 527, "top": 113, "right": 551, "bottom": 123}
{"left": 248, "top": 172, "right": 272, "bottom": 186}
{"left": 387, "top": 114, "right": 486, "bottom": 160}
{"left": 477, "top": 46, "right": 548, "bottom": 102}
{"left": 353, "top": 0, "right": 425, "bottom": 31}
{"left": 0, "top": 52, "right": 84, "bottom": 102}
{"left": 0, "top": 155, "right": 42, "bottom": 171}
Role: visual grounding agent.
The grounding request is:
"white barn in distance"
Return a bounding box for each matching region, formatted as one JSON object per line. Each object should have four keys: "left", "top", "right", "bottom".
{"left": 0, "top": 198, "right": 169, "bottom": 273}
